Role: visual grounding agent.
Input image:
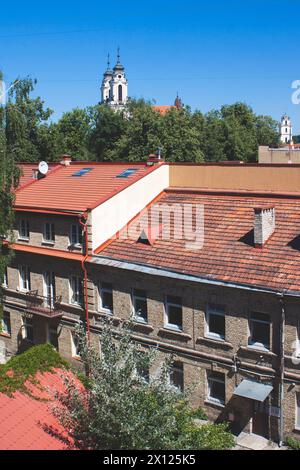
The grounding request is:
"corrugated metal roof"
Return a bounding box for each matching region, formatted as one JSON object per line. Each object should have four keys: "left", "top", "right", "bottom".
{"left": 15, "top": 162, "right": 158, "bottom": 212}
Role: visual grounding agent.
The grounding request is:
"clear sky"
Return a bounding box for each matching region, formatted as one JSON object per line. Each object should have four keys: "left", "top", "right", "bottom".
{"left": 1, "top": 0, "right": 300, "bottom": 132}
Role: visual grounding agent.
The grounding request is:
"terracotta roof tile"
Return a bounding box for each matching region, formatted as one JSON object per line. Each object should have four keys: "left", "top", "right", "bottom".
{"left": 98, "top": 191, "right": 300, "bottom": 293}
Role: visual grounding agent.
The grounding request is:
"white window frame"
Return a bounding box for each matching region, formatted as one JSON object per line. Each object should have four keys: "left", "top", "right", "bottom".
{"left": 207, "top": 371, "right": 225, "bottom": 406}
{"left": 2, "top": 267, "right": 8, "bottom": 288}
{"left": 165, "top": 295, "right": 183, "bottom": 331}
{"left": 205, "top": 304, "right": 225, "bottom": 340}
{"left": 296, "top": 393, "right": 300, "bottom": 430}
{"left": 43, "top": 222, "right": 55, "bottom": 243}
{"left": 70, "top": 224, "right": 82, "bottom": 247}
{"left": 132, "top": 289, "right": 148, "bottom": 323}
{"left": 169, "top": 362, "right": 184, "bottom": 392}
{"left": 98, "top": 282, "right": 113, "bottom": 314}
{"left": 18, "top": 219, "right": 29, "bottom": 240}
{"left": 22, "top": 315, "right": 34, "bottom": 342}
{"left": 19, "top": 265, "right": 31, "bottom": 292}
{"left": 70, "top": 275, "right": 83, "bottom": 306}
{"left": 248, "top": 312, "right": 271, "bottom": 351}
{"left": 1, "top": 311, "right": 11, "bottom": 336}
{"left": 70, "top": 331, "right": 80, "bottom": 358}
{"left": 43, "top": 271, "right": 56, "bottom": 308}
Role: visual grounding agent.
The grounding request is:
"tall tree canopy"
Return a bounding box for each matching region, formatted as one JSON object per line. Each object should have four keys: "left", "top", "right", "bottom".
{"left": 0, "top": 74, "right": 281, "bottom": 164}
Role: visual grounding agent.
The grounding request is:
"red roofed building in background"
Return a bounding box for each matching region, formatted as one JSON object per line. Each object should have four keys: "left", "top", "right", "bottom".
{"left": 2, "top": 157, "right": 300, "bottom": 446}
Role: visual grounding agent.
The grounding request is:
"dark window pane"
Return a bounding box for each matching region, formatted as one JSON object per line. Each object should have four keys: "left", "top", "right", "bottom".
{"left": 168, "top": 305, "right": 182, "bottom": 328}
{"left": 102, "top": 291, "right": 113, "bottom": 311}
{"left": 209, "top": 313, "right": 225, "bottom": 337}
{"left": 170, "top": 363, "right": 184, "bottom": 391}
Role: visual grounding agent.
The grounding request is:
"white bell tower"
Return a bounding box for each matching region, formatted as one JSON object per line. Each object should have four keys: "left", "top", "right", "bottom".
{"left": 280, "top": 115, "right": 293, "bottom": 144}
{"left": 101, "top": 49, "right": 128, "bottom": 111}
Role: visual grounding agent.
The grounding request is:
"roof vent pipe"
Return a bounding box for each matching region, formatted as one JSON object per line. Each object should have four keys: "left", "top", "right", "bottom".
{"left": 253, "top": 206, "right": 275, "bottom": 248}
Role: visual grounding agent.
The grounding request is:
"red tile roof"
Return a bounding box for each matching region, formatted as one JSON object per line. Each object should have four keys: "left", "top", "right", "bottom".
{"left": 0, "top": 368, "right": 80, "bottom": 450}
{"left": 15, "top": 163, "right": 159, "bottom": 212}
{"left": 98, "top": 190, "right": 300, "bottom": 293}
{"left": 152, "top": 105, "right": 176, "bottom": 115}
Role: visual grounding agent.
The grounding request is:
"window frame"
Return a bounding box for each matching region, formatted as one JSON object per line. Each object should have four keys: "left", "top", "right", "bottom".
{"left": 207, "top": 371, "right": 226, "bottom": 406}
{"left": 98, "top": 282, "right": 113, "bottom": 314}
{"left": 296, "top": 393, "right": 300, "bottom": 430}
{"left": 132, "top": 288, "right": 148, "bottom": 324}
{"left": 2, "top": 267, "right": 8, "bottom": 288}
{"left": 18, "top": 219, "right": 29, "bottom": 240}
{"left": 205, "top": 303, "right": 225, "bottom": 340}
{"left": 70, "top": 224, "right": 83, "bottom": 247}
{"left": 70, "top": 330, "right": 80, "bottom": 358}
{"left": 43, "top": 271, "right": 56, "bottom": 308}
{"left": 248, "top": 312, "right": 271, "bottom": 351}
{"left": 19, "top": 265, "right": 31, "bottom": 292}
{"left": 1, "top": 311, "right": 11, "bottom": 336}
{"left": 70, "top": 275, "right": 83, "bottom": 306}
{"left": 22, "top": 315, "right": 34, "bottom": 342}
{"left": 169, "top": 362, "right": 184, "bottom": 392}
{"left": 165, "top": 295, "right": 183, "bottom": 331}
{"left": 43, "top": 222, "right": 55, "bottom": 243}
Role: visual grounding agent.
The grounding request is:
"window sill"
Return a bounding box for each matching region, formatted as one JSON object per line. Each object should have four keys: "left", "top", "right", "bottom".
{"left": 205, "top": 399, "right": 225, "bottom": 409}
{"left": 72, "top": 355, "right": 82, "bottom": 362}
{"left": 197, "top": 336, "right": 233, "bottom": 349}
{"left": 131, "top": 321, "right": 154, "bottom": 333}
{"left": 60, "top": 301, "right": 84, "bottom": 311}
{"left": 239, "top": 345, "right": 277, "bottom": 358}
{"left": 17, "top": 238, "right": 29, "bottom": 242}
{"left": 68, "top": 244, "right": 82, "bottom": 251}
{"left": 97, "top": 308, "right": 114, "bottom": 316}
{"left": 41, "top": 241, "right": 55, "bottom": 246}
{"left": 158, "top": 327, "right": 191, "bottom": 341}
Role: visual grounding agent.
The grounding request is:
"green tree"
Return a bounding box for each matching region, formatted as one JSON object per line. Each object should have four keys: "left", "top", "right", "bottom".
{"left": 0, "top": 72, "right": 20, "bottom": 317}
{"left": 51, "top": 321, "right": 235, "bottom": 450}
{"left": 55, "top": 108, "right": 94, "bottom": 160}
{"left": 5, "top": 77, "right": 53, "bottom": 162}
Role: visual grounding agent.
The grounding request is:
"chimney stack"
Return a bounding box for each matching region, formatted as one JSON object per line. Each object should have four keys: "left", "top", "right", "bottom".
{"left": 146, "top": 148, "right": 164, "bottom": 166}
{"left": 253, "top": 206, "right": 275, "bottom": 248}
{"left": 60, "top": 154, "right": 72, "bottom": 166}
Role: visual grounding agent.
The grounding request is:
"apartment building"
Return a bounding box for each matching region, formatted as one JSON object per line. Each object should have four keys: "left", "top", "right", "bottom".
{"left": 1, "top": 157, "right": 300, "bottom": 444}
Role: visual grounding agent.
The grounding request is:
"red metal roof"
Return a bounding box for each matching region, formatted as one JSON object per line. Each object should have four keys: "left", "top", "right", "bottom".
{"left": 0, "top": 368, "right": 80, "bottom": 450}
{"left": 17, "top": 163, "right": 59, "bottom": 189}
{"left": 15, "top": 162, "right": 159, "bottom": 212}
{"left": 98, "top": 190, "right": 300, "bottom": 293}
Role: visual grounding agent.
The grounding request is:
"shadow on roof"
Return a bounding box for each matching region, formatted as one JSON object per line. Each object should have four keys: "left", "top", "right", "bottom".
{"left": 239, "top": 229, "right": 254, "bottom": 247}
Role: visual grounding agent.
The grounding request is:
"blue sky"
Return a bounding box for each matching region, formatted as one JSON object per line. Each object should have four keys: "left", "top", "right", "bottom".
{"left": 1, "top": 0, "right": 300, "bottom": 132}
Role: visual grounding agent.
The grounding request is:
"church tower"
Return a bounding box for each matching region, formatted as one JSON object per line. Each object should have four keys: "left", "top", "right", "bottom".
{"left": 280, "top": 115, "right": 293, "bottom": 144}
{"left": 101, "top": 49, "right": 128, "bottom": 110}
{"left": 101, "top": 54, "right": 113, "bottom": 104}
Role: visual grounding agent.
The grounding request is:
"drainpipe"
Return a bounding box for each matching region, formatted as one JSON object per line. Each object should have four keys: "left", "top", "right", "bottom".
{"left": 278, "top": 293, "right": 285, "bottom": 447}
{"left": 78, "top": 212, "right": 90, "bottom": 342}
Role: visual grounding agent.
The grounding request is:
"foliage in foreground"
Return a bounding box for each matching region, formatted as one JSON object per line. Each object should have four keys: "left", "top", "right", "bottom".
{"left": 286, "top": 436, "right": 300, "bottom": 450}
{"left": 0, "top": 343, "right": 68, "bottom": 395}
{"left": 51, "top": 321, "right": 235, "bottom": 450}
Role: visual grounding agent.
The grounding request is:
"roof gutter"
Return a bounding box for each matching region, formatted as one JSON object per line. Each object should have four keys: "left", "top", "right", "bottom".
{"left": 90, "top": 255, "right": 300, "bottom": 297}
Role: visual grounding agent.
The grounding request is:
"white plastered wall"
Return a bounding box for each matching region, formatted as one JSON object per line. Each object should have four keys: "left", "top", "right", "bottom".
{"left": 90, "top": 164, "right": 169, "bottom": 251}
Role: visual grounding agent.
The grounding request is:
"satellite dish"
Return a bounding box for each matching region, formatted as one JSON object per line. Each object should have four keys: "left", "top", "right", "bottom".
{"left": 38, "top": 161, "right": 49, "bottom": 175}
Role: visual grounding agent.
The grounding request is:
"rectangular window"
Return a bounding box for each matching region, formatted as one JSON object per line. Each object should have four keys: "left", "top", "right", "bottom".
{"left": 99, "top": 282, "right": 113, "bottom": 313}
{"left": 70, "top": 224, "right": 83, "bottom": 246}
{"left": 132, "top": 289, "right": 148, "bottom": 323}
{"left": 19, "top": 265, "right": 31, "bottom": 291}
{"left": 206, "top": 303, "right": 225, "bottom": 340}
{"left": 71, "top": 331, "right": 80, "bottom": 358}
{"left": 1, "top": 312, "right": 11, "bottom": 336}
{"left": 249, "top": 312, "right": 270, "bottom": 350}
{"left": 19, "top": 219, "right": 29, "bottom": 239}
{"left": 207, "top": 371, "right": 225, "bottom": 405}
{"left": 297, "top": 393, "right": 300, "bottom": 429}
{"left": 165, "top": 295, "right": 182, "bottom": 331}
{"left": 43, "top": 223, "right": 55, "bottom": 243}
{"left": 22, "top": 316, "right": 34, "bottom": 342}
{"left": 48, "top": 324, "right": 58, "bottom": 349}
{"left": 70, "top": 276, "right": 83, "bottom": 306}
{"left": 2, "top": 267, "right": 8, "bottom": 288}
{"left": 44, "top": 271, "right": 56, "bottom": 308}
{"left": 170, "top": 362, "right": 184, "bottom": 391}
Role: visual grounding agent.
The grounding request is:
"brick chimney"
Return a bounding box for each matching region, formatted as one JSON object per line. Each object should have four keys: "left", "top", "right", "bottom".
{"left": 60, "top": 154, "right": 72, "bottom": 166}
{"left": 146, "top": 147, "right": 165, "bottom": 166}
{"left": 253, "top": 206, "right": 275, "bottom": 248}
